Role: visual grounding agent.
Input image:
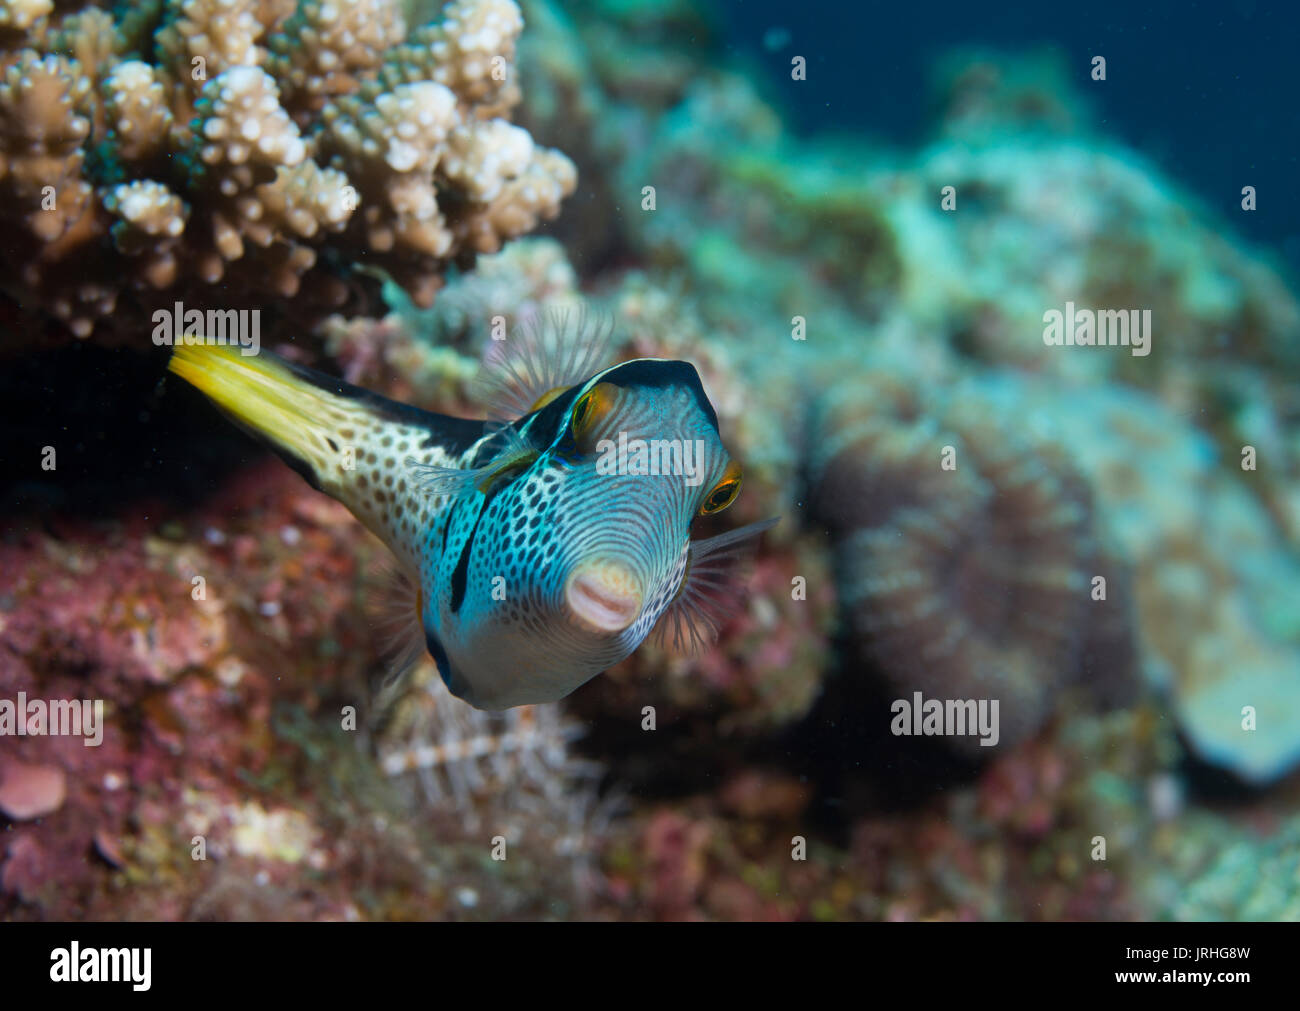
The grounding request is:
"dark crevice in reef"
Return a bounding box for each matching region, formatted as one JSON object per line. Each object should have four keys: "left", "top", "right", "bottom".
{"left": 0, "top": 343, "right": 263, "bottom": 521}
{"left": 788, "top": 633, "right": 986, "bottom": 841}
{"left": 568, "top": 702, "right": 775, "bottom": 800}
{"left": 567, "top": 629, "right": 988, "bottom": 845}
{"left": 1176, "top": 735, "right": 1279, "bottom": 806}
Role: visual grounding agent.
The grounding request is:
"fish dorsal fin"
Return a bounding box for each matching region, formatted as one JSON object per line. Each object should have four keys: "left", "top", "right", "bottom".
{"left": 472, "top": 305, "right": 616, "bottom": 421}
{"left": 405, "top": 422, "right": 535, "bottom": 499}
{"left": 652, "top": 517, "right": 780, "bottom": 654}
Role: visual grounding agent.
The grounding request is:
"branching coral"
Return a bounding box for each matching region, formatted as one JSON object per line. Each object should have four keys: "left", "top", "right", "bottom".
{"left": 0, "top": 0, "right": 54, "bottom": 33}
{"left": 0, "top": 51, "right": 95, "bottom": 244}
{"left": 268, "top": 0, "right": 408, "bottom": 116}
{"left": 103, "top": 60, "right": 172, "bottom": 162}
{"left": 154, "top": 0, "right": 281, "bottom": 98}
{"left": 0, "top": 0, "right": 577, "bottom": 345}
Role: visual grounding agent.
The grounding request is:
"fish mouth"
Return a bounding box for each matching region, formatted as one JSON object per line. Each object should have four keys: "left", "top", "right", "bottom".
{"left": 565, "top": 562, "right": 643, "bottom": 633}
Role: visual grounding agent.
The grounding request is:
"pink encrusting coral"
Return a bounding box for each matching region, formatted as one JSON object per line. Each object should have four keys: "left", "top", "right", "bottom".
{"left": 0, "top": 460, "right": 605, "bottom": 919}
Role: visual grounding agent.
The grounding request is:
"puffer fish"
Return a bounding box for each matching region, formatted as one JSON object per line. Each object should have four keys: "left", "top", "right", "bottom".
{"left": 167, "top": 311, "right": 775, "bottom": 710}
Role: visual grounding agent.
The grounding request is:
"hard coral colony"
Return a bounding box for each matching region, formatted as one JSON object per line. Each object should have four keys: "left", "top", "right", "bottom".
{"left": 0, "top": 0, "right": 575, "bottom": 342}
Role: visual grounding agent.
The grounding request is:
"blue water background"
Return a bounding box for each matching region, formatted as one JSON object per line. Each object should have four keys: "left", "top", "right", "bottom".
{"left": 712, "top": 0, "right": 1300, "bottom": 278}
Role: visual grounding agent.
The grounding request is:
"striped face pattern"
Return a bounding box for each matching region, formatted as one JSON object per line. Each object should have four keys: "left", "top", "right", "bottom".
{"left": 417, "top": 358, "right": 750, "bottom": 710}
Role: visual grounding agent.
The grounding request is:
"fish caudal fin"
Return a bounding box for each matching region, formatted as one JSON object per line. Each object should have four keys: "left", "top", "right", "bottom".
{"left": 169, "top": 342, "right": 354, "bottom": 485}
{"left": 167, "top": 341, "right": 459, "bottom": 568}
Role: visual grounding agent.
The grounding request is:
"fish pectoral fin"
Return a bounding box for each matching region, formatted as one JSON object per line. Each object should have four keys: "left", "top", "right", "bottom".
{"left": 404, "top": 460, "right": 480, "bottom": 499}
{"left": 366, "top": 559, "right": 430, "bottom": 725}
{"left": 471, "top": 305, "right": 616, "bottom": 421}
{"left": 652, "top": 517, "right": 780, "bottom": 655}
{"left": 406, "top": 422, "right": 535, "bottom": 499}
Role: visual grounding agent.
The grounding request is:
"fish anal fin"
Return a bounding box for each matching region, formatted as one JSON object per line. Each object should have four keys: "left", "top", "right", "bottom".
{"left": 368, "top": 560, "right": 432, "bottom": 713}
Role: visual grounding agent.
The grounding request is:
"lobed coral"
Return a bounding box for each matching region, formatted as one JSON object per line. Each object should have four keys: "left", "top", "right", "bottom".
{"left": 807, "top": 365, "right": 1138, "bottom": 756}
{"left": 0, "top": 0, "right": 576, "bottom": 345}
{"left": 563, "top": 32, "right": 1298, "bottom": 789}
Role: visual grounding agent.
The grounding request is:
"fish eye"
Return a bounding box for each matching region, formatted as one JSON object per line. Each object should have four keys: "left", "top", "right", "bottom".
{"left": 699, "top": 461, "right": 742, "bottom": 515}
{"left": 570, "top": 383, "right": 614, "bottom": 441}
{"left": 571, "top": 391, "right": 594, "bottom": 432}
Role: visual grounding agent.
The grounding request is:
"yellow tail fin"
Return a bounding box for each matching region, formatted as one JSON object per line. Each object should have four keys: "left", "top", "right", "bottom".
{"left": 168, "top": 341, "right": 475, "bottom": 571}
{"left": 168, "top": 342, "right": 367, "bottom": 486}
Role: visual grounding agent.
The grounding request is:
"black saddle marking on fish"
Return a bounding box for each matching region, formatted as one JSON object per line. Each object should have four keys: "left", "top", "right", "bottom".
{"left": 448, "top": 499, "right": 482, "bottom": 615}
{"left": 520, "top": 360, "right": 720, "bottom": 463}
{"left": 600, "top": 359, "right": 719, "bottom": 430}
{"left": 447, "top": 461, "right": 530, "bottom": 615}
